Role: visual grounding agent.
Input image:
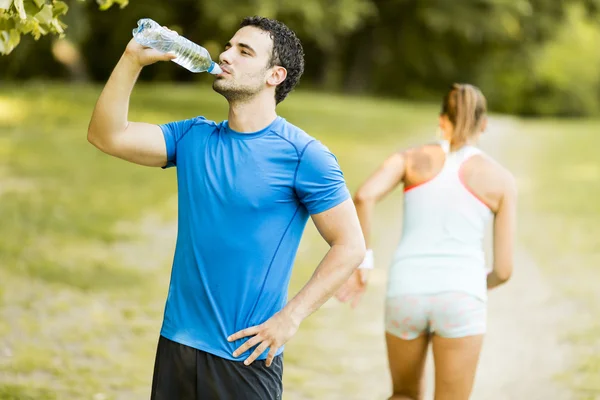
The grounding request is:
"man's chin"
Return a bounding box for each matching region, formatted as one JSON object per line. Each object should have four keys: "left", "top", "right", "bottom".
{"left": 212, "top": 81, "right": 226, "bottom": 93}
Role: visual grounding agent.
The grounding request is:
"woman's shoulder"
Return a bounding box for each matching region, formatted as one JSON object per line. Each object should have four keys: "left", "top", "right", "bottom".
{"left": 464, "top": 149, "right": 517, "bottom": 195}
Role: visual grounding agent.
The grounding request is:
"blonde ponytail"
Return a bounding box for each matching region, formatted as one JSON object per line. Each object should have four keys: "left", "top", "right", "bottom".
{"left": 441, "top": 83, "right": 487, "bottom": 149}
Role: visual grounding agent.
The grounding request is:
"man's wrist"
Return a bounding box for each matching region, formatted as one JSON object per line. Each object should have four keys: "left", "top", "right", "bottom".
{"left": 279, "top": 304, "right": 304, "bottom": 327}
{"left": 120, "top": 52, "right": 144, "bottom": 73}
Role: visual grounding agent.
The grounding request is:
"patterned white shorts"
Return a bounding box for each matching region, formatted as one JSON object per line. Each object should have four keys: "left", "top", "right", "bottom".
{"left": 385, "top": 292, "right": 486, "bottom": 340}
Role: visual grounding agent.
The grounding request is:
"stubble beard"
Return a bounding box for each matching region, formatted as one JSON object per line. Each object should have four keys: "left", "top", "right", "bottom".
{"left": 212, "top": 76, "right": 264, "bottom": 103}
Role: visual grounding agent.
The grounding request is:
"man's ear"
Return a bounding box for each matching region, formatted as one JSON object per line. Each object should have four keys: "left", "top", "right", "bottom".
{"left": 267, "top": 66, "right": 287, "bottom": 86}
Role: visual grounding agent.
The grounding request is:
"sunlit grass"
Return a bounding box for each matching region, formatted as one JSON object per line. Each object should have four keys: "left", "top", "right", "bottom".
{"left": 0, "top": 82, "right": 431, "bottom": 399}
{"left": 1, "top": 82, "right": 598, "bottom": 399}
{"left": 0, "top": 96, "right": 28, "bottom": 126}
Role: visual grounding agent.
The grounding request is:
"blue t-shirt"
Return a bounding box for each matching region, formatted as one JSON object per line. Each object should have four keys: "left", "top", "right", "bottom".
{"left": 159, "top": 115, "right": 350, "bottom": 361}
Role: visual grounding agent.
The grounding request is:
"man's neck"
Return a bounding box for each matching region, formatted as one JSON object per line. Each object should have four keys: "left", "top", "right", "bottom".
{"left": 227, "top": 96, "right": 278, "bottom": 133}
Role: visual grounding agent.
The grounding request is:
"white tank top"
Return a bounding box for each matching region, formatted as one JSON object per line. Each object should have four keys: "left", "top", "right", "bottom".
{"left": 387, "top": 140, "right": 493, "bottom": 301}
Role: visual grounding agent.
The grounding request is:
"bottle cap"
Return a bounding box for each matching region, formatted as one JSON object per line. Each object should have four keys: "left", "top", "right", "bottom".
{"left": 208, "top": 62, "right": 223, "bottom": 75}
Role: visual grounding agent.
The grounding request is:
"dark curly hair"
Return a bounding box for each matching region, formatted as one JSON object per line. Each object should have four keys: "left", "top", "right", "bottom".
{"left": 240, "top": 16, "right": 305, "bottom": 104}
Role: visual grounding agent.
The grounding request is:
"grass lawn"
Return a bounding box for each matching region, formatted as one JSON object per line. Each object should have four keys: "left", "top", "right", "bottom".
{"left": 0, "top": 82, "right": 432, "bottom": 399}
{"left": 0, "top": 82, "right": 598, "bottom": 399}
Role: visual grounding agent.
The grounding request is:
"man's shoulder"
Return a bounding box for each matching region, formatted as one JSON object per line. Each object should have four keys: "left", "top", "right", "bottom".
{"left": 188, "top": 116, "right": 220, "bottom": 129}
{"left": 163, "top": 116, "right": 220, "bottom": 141}
{"left": 270, "top": 118, "right": 316, "bottom": 155}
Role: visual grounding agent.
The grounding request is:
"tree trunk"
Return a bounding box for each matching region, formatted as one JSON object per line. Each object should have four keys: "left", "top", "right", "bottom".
{"left": 343, "top": 25, "right": 376, "bottom": 94}
{"left": 317, "top": 46, "right": 342, "bottom": 91}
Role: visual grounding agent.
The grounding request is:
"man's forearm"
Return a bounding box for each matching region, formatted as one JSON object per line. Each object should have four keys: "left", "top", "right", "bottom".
{"left": 281, "top": 243, "right": 365, "bottom": 324}
{"left": 88, "top": 54, "right": 142, "bottom": 146}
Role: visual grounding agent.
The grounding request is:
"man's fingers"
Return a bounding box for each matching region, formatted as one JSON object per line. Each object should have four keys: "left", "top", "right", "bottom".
{"left": 152, "top": 49, "right": 176, "bottom": 62}
{"left": 265, "top": 347, "right": 278, "bottom": 367}
{"left": 228, "top": 325, "right": 260, "bottom": 342}
{"left": 244, "top": 341, "right": 270, "bottom": 366}
{"left": 141, "top": 47, "right": 176, "bottom": 63}
{"left": 165, "top": 50, "right": 178, "bottom": 60}
{"left": 232, "top": 335, "right": 261, "bottom": 358}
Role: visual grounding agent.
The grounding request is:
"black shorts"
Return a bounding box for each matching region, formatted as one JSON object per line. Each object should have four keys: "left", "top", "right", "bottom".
{"left": 150, "top": 336, "right": 283, "bottom": 400}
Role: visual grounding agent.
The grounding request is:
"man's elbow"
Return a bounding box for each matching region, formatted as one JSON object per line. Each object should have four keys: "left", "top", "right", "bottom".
{"left": 87, "top": 126, "right": 116, "bottom": 155}
{"left": 87, "top": 125, "right": 103, "bottom": 149}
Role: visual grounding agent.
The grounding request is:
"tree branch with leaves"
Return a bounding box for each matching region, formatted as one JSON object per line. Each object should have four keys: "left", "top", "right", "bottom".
{"left": 0, "top": 0, "right": 128, "bottom": 55}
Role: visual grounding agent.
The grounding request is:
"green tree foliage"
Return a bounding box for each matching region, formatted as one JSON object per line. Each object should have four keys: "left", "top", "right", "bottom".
{"left": 532, "top": 4, "right": 600, "bottom": 116}
{"left": 479, "top": 3, "right": 600, "bottom": 116}
{"left": 201, "top": 0, "right": 376, "bottom": 88}
{"left": 202, "top": 0, "right": 375, "bottom": 49}
{"left": 0, "top": 0, "right": 127, "bottom": 55}
{"left": 1, "top": 0, "right": 600, "bottom": 116}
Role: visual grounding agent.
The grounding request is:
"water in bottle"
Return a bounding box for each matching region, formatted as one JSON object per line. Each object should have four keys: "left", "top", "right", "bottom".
{"left": 132, "top": 18, "right": 222, "bottom": 75}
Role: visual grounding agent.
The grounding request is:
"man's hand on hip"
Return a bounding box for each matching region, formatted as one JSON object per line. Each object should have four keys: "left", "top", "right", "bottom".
{"left": 228, "top": 311, "right": 300, "bottom": 367}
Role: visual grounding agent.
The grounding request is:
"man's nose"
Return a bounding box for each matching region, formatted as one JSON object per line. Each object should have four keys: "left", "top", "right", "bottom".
{"left": 219, "top": 48, "right": 233, "bottom": 64}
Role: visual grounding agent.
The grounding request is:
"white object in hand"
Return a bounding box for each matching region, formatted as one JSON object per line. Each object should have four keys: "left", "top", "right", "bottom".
{"left": 358, "top": 249, "right": 374, "bottom": 270}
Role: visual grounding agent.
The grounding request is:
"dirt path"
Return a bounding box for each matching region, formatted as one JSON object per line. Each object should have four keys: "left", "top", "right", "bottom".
{"left": 467, "top": 248, "right": 572, "bottom": 400}
{"left": 284, "top": 117, "right": 573, "bottom": 399}
{"left": 427, "top": 117, "right": 573, "bottom": 399}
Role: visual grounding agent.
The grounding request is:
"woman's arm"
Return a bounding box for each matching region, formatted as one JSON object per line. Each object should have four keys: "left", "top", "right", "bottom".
{"left": 335, "top": 152, "right": 406, "bottom": 307}
{"left": 488, "top": 172, "right": 518, "bottom": 289}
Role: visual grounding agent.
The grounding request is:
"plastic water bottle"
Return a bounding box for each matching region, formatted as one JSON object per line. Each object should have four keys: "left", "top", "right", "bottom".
{"left": 132, "top": 18, "right": 222, "bottom": 75}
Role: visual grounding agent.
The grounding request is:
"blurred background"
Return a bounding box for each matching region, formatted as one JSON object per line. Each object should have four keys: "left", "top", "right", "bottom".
{"left": 1, "top": 0, "right": 599, "bottom": 399}
{"left": 3, "top": 0, "right": 600, "bottom": 116}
